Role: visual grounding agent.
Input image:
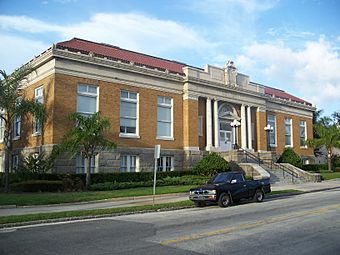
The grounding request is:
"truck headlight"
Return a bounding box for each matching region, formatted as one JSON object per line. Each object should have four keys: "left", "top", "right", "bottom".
{"left": 205, "top": 190, "right": 216, "bottom": 195}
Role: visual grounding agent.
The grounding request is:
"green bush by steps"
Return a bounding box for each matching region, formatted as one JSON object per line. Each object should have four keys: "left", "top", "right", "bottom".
{"left": 193, "top": 152, "right": 230, "bottom": 176}
{"left": 277, "top": 148, "right": 302, "bottom": 168}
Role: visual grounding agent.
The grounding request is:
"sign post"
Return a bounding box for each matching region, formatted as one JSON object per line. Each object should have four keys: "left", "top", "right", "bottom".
{"left": 153, "top": 144, "right": 161, "bottom": 206}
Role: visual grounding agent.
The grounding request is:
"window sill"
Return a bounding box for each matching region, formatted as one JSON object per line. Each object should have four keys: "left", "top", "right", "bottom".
{"left": 13, "top": 136, "right": 20, "bottom": 141}
{"left": 269, "top": 144, "right": 277, "bottom": 147}
{"left": 32, "top": 133, "right": 41, "bottom": 137}
{"left": 300, "top": 146, "right": 308, "bottom": 149}
{"left": 156, "top": 136, "right": 174, "bottom": 141}
{"left": 285, "top": 145, "right": 293, "bottom": 148}
{"left": 119, "top": 133, "right": 140, "bottom": 139}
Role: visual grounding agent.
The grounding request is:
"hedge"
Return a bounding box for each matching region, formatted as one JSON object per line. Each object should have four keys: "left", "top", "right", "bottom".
{"left": 89, "top": 175, "right": 209, "bottom": 191}
{"left": 0, "top": 171, "right": 194, "bottom": 186}
{"left": 302, "top": 164, "right": 328, "bottom": 172}
{"left": 10, "top": 180, "right": 64, "bottom": 192}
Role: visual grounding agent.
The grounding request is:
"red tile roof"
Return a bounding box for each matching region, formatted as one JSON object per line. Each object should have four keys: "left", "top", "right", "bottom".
{"left": 55, "top": 38, "right": 312, "bottom": 106}
{"left": 56, "top": 38, "right": 186, "bottom": 74}
{"left": 264, "top": 87, "right": 312, "bottom": 106}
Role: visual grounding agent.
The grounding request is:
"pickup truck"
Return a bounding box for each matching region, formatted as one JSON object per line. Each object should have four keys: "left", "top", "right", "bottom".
{"left": 189, "top": 172, "right": 271, "bottom": 207}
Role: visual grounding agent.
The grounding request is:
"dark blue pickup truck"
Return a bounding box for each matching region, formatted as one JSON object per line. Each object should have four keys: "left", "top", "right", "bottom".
{"left": 189, "top": 172, "right": 271, "bottom": 207}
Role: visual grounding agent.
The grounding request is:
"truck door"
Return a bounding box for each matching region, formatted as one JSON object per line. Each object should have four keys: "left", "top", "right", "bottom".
{"left": 230, "top": 173, "right": 248, "bottom": 200}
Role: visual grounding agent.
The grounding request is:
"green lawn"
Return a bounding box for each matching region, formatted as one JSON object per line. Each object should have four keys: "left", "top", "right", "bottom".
{"left": 0, "top": 200, "right": 194, "bottom": 225}
{"left": 321, "top": 172, "right": 340, "bottom": 180}
{"left": 0, "top": 185, "right": 194, "bottom": 206}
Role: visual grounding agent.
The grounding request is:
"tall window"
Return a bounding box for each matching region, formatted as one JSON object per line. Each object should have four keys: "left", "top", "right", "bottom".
{"left": 33, "top": 87, "right": 43, "bottom": 134}
{"left": 157, "top": 96, "right": 172, "bottom": 138}
{"left": 120, "top": 155, "right": 139, "bottom": 172}
{"left": 0, "top": 110, "right": 4, "bottom": 142}
{"left": 77, "top": 84, "right": 98, "bottom": 117}
{"left": 13, "top": 97, "right": 22, "bottom": 138}
{"left": 198, "top": 115, "right": 203, "bottom": 136}
{"left": 267, "top": 114, "right": 276, "bottom": 146}
{"left": 300, "top": 121, "right": 307, "bottom": 147}
{"left": 284, "top": 117, "right": 292, "bottom": 147}
{"left": 120, "top": 91, "right": 138, "bottom": 135}
{"left": 157, "top": 156, "right": 174, "bottom": 172}
{"left": 12, "top": 155, "right": 19, "bottom": 172}
{"left": 76, "top": 155, "right": 97, "bottom": 173}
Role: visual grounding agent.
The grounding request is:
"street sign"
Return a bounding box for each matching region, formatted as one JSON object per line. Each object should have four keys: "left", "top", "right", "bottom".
{"left": 153, "top": 144, "right": 161, "bottom": 205}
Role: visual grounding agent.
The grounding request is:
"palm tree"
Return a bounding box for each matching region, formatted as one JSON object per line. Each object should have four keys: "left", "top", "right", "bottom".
{"left": 306, "top": 120, "right": 340, "bottom": 171}
{"left": 56, "top": 112, "right": 116, "bottom": 190}
{"left": 0, "top": 66, "right": 44, "bottom": 192}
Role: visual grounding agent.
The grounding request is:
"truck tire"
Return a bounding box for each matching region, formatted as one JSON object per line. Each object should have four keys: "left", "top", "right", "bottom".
{"left": 218, "top": 193, "right": 231, "bottom": 207}
{"left": 194, "top": 201, "right": 206, "bottom": 207}
{"left": 254, "top": 189, "right": 264, "bottom": 202}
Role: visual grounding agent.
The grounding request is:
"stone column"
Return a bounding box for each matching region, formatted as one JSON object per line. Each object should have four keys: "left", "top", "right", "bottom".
{"left": 247, "top": 106, "right": 252, "bottom": 150}
{"left": 214, "top": 99, "right": 219, "bottom": 149}
{"left": 206, "top": 98, "right": 212, "bottom": 151}
{"left": 241, "top": 104, "right": 247, "bottom": 149}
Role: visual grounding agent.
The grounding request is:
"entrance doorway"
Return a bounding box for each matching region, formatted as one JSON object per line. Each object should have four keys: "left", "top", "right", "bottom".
{"left": 219, "top": 121, "right": 232, "bottom": 151}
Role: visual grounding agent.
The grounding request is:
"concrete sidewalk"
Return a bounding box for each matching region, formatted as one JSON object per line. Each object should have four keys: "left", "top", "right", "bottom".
{"left": 1, "top": 179, "right": 339, "bottom": 217}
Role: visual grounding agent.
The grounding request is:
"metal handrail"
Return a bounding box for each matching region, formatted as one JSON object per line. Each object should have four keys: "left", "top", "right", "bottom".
{"left": 241, "top": 149, "right": 299, "bottom": 182}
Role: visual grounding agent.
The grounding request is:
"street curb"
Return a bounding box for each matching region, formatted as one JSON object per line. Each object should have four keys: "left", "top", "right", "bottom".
{"left": 1, "top": 185, "right": 339, "bottom": 229}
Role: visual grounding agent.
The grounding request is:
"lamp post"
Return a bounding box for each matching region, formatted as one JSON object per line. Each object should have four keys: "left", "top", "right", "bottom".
{"left": 264, "top": 124, "right": 273, "bottom": 151}
{"left": 231, "top": 119, "right": 241, "bottom": 149}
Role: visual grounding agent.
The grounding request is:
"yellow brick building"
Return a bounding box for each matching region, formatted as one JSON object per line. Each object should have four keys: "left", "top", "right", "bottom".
{"left": 0, "top": 38, "right": 315, "bottom": 173}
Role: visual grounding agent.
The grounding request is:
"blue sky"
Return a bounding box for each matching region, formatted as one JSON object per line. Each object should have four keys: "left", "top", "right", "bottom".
{"left": 1, "top": 0, "right": 339, "bottom": 116}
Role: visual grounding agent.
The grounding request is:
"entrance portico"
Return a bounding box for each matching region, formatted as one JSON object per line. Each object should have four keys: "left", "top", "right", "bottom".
{"left": 205, "top": 98, "right": 254, "bottom": 152}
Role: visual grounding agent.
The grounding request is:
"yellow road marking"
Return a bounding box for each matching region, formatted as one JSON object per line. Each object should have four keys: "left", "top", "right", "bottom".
{"left": 160, "top": 204, "right": 340, "bottom": 245}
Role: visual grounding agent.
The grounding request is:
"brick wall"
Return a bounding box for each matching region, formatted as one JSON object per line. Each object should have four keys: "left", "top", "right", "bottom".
{"left": 53, "top": 73, "right": 184, "bottom": 149}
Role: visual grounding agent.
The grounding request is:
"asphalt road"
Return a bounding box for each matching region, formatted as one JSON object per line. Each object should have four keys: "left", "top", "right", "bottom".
{"left": 1, "top": 188, "right": 340, "bottom": 255}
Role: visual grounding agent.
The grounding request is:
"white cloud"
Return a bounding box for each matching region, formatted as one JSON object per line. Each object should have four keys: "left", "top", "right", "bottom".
{"left": 236, "top": 37, "right": 340, "bottom": 112}
{"left": 61, "top": 13, "right": 213, "bottom": 55}
{"left": 0, "top": 15, "right": 62, "bottom": 33}
{"left": 0, "top": 34, "right": 49, "bottom": 72}
{"left": 0, "top": 13, "right": 213, "bottom": 57}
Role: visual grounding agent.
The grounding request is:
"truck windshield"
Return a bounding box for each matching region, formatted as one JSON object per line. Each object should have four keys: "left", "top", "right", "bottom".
{"left": 208, "top": 173, "right": 233, "bottom": 184}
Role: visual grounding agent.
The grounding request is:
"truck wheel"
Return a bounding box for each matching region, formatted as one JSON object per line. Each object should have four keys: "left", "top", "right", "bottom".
{"left": 194, "top": 201, "right": 205, "bottom": 207}
{"left": 254, "top": 189, "right": 264, "bottom": 202}
{"left": 218, "top": 193, "right": 231, "bottom": 207}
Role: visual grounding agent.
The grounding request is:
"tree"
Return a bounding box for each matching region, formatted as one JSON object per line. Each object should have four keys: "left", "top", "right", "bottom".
{"left": 0, "top": 66, "right": 44, "bottom": 192}
{"left": 306, "top": 120, "right": 340, "bottom": 171}
{"left": 56, "top": 112, "right": 116, "bottom": 189}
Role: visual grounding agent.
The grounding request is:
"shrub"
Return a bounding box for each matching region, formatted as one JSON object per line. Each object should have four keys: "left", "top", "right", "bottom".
{"left": 89, "top": 175, "right": 209, "bottom": 191}
{"left": 302, "top": 164, "right": 328, "bottom": 172}
{"left": 19, "top": 152, "right": 53, "bottom": 174}
{"left": 277, "top": 148, "right": 302, "bottom": 168}
{"left": 10, "top": 180, "right": 63, "bottom": 192}
{"left": 193, "top": 152, "right": 230, "bottom": 176}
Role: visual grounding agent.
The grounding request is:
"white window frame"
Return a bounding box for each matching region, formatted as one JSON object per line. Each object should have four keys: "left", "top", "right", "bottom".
{"left": 76, "top": 154, "right": 98, "bottom": 174}
{"left": 284, "top": 117, "right": 293, "bottom": 147}
{"left": 157, "top": 156, "right": 174, "bottom": 172}
{"left": 119, "top": 90, "right": 139, "bottom": 138}
{"left": 267, "top": 114, "right": 277, "bottom": 147}
{"left": 77, "top": 84, "right": 98, "bottom": 117}
{"left": 120, "top": 155, "right": 140, "bottom": 172}
{"left": 0, "top": 110, "right": 5, "bottom": 142}
{"left": 198, "top": 115, "right": 203, "bottom": 137}
{"left": 157, "top": 96, "right": 173, "bottom": 140}
{"left": 300, "top": 120, "right": 307, "bottom": 148}
{"left": 32, "top": 87, "right": 43, "bottom": 135}
{"left": 12, "top": 97, "right": 22, "bottom": 139}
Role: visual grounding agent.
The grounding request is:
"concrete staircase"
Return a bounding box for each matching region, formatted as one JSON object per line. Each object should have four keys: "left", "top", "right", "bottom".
{"left": 220, "top": 150, "right": 320, "bottom": 184}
